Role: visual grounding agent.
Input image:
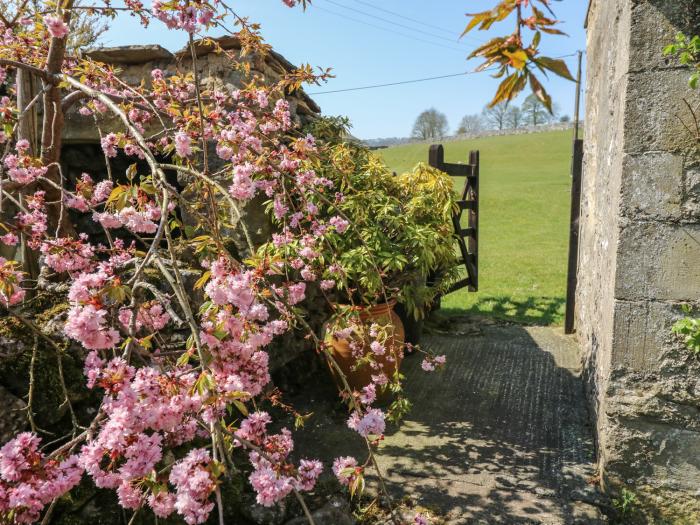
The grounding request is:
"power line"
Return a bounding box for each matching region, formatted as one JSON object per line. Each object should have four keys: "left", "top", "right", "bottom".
{"left": 312, "top": 4, "right": 469, "bottom": 54}
{"left": 350, "top": 0, "right": 483, "bottom": 45}
{"left": 321, "top": 0, "right": 475, "bottom": 47}
{"left": 308, "top": 52, "right": 582, "bottom": 95}
{"left": 308, "top": 71, "right": 476, "bottom": 95}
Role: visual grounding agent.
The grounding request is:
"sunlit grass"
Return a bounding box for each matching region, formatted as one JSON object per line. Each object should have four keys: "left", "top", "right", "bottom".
{"left": 379, "top": 130, "right": 573, "bottom": 326}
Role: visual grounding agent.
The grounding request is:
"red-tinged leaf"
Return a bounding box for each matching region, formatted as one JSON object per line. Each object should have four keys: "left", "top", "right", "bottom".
{"left": 535, "top": 56, "right": 575, "bottom": 81}
{"left": 468, "top": 36, "right": 507, "bottom": 58}
{"left": 476, "top": 57, "right": 503, "bottom": 72}
{"left": 491, "top": 66, "right": 508, "bottom": 79}
{"left": 531, "top": 31, "right": 542, "bottom": 49}
{"left": 540, "top": 27, "right": 567, "bottom": 36}
{"left": 529, "top": 73, "right": 553, "bottom": 113}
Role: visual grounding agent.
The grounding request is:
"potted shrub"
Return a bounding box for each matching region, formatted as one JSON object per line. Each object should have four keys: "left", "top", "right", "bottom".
{"left": 259, "top": 117, "right": 458, "bottom": 397}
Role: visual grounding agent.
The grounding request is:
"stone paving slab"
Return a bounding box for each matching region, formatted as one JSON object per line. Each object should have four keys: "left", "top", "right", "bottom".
{"left": 287, "top": 324, "right": 606, "bottom": 524}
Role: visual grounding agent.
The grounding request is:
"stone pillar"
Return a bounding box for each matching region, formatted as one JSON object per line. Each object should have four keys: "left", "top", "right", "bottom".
{"left": 579, "top": 0, "right": 700, "bottom": 521}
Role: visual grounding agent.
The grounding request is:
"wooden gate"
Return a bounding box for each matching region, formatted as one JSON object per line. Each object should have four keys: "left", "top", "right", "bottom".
{"left": 428, "top": 144, "right": 479, "bottom": 294}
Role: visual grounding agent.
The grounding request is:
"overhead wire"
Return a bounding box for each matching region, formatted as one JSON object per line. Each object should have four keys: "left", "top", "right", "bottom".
{"left": 310, "top": 4, "right": 469, "bottom": 54}
{"left": 350, "top": 0, "right": 477, "bottom": 42}
{"left": 321, "top": 0, "right": 479, "bottom": 47}
{"left": 307, "top": 52, "right": 582, "bottom": 95}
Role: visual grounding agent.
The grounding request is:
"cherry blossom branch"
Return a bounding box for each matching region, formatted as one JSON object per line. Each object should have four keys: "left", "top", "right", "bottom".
{"left": 0, "top": 59, "right": 51, "bottom": 82}
{"left": 223, "top": 432, "right": 317, "bottom": 525}
{"left": 159, "top": 162, "right": 257, "bottom": 255}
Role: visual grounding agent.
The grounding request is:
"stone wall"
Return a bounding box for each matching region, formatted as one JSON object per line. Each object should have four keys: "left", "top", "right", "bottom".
{"left": 579, "top": 0, "right": 700, "bottom": 521}
{"left": 57, "top": 39, "right": 327, "bottom": 376}
{"left": 64, "top": 37, "right": 320, "bottom": 143}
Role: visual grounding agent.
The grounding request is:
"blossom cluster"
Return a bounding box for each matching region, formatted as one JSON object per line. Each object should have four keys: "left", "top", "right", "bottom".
{"left": 3, "top": 140, "right": 47, "bottom": 185}
{"left": 236, "top": 412, "right": 323, "bottom": 507}
{"left": 0, "top": 433, "right": 82, "bottom": 524}
{"left": 0, "top": 0, "right": 440, "bottom": 522}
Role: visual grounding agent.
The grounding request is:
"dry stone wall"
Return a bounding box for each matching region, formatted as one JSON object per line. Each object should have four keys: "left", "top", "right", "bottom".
{"left": 579, "top": 1, "right": 700, "bottom": 521}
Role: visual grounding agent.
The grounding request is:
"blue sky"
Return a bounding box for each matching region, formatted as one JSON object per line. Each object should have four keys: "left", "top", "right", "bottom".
{"left": 101, "top": 1, "right": 588, "bottom": 139}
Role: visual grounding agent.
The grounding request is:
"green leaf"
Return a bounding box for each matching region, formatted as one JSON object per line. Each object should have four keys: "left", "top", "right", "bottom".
{"left": 233, "top": 400, "right": 249, "bottom": 416}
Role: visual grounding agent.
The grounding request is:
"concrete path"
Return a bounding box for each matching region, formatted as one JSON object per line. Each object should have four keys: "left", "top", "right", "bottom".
{"left": 288, "top": 323, "right": 606, "bottom": 524}
{"left": 374, "top": 324, "right": 605, "bottom": 524}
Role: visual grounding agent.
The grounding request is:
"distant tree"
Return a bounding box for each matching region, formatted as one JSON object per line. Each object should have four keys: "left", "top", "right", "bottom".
{"left": 522, "top": 94, "right": 558, "bottom": 126}
{"left": 482, "top": 103, "right": 509, "bottom": 131}
{"left": 506, "top": 105, "right": 524, "bottom": 129}
{"left": 411, "top": 108, "right": 449, "bottom": 140}
{"left": 456, "top": 114, "right": 484, "bottom": 135}
{"left": 560, "top": 115, "right": 571, "bottom": 123}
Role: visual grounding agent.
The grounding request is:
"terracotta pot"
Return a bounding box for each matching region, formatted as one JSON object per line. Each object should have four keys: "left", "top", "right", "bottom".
{"left": 324, "top": 301, "right": 405, "bottom": 393}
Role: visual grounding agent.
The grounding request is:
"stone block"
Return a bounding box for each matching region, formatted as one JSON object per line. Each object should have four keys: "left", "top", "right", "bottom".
{"left": 615, "top": 221, "right": 700, "bottom": 302}
{"left": 84, "top": 45, "right": 173, "bottom": 64}
{"left": 623, "top": 69, "right": 698, "bottom": 155}
{"left": 620, "top": 152, "right": 684, "bottom": 219}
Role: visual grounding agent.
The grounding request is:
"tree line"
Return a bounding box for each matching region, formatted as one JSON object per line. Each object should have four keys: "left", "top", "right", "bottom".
{"left": 411, "top": 95, "right": 571, "bottom": 140}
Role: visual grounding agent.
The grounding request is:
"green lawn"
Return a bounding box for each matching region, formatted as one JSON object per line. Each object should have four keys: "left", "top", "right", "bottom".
{"left": 379, "top": 130, "right": 573, "bottom": 326}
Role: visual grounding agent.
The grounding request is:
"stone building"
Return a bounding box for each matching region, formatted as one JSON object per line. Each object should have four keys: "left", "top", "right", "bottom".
{"left": 579, "top": 0, "right": 700, "bottom": 521}
{"left": 59, "top": 36, "right": 321, "bottom": 256}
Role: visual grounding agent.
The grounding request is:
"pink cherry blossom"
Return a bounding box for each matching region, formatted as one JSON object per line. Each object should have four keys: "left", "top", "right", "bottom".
{"left": 332, "top": 456, "right": 358, "bottom": 486}
{"left": 347, "top": 408, "right": 385, "bottom": 437}
{"left": 174, "top": 131, "right": 193, "bottom": 157}
{"left": 44, "top": 15, "right": 69, "bottom": 38}
{"left": 64, "top": 304, "right": 121, "bottom": 350}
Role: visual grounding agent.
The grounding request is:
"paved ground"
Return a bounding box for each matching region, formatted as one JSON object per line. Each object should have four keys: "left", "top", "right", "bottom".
{"left": 288, "top": 322, "right": 607, "bottom": 524}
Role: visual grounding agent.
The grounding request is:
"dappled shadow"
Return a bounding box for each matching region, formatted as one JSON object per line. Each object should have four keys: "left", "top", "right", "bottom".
{"left": 375, "top": 325, "right": 600, "bottom": 522}
{"left": 442, "top": 295, "right": 566, "bottom": 326}
{"left": 285, "top": 325, "right": 603, "bottom": 524}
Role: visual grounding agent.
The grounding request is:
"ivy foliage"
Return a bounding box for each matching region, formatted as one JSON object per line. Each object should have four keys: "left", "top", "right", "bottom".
{"left": 664, "top": 32, "right": 700, "bottom": 89}
{"left": 672, "top": 305, "right": 700, "bottom": 355}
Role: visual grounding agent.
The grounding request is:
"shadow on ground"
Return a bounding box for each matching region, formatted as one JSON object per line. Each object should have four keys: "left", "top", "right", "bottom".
{"left": 286, "top": 324, "right": 605, "bottom": 524}
{"left": 442, "top": 296, "right": 566, "bottom": 326}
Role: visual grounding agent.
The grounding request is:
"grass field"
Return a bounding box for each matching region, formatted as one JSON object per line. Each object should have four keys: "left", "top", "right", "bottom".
{"left": 379, "top": 130, "right": 574, "bottom": 326}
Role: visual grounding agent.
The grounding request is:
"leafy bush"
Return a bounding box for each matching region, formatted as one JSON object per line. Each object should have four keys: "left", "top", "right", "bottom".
{"left": 672, "top": 305, "right": 700, "bottom": 354}
{"left": 285, "top": 117, "right": 459, "bottom": 318}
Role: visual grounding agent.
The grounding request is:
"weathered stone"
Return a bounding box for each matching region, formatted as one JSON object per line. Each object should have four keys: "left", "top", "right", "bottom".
{"left": 683, "top": 164, "right": 700, "bottom": 219}
{"left": 241, "top": 492, "right": 289, "bottom": 525}
{"left": 614, "top": 222, "right": 700, "bottom": 302}
{"left": 84, "top": 44, "right": 173, "bottom": 64}
{"left": 620, "top": 152, "right": 684, "bottom": 220}
{"left": 623, "top": 69, "right": 698, "bottom": 155}
{"left": 580, "top": 0, "right": 700, "bottom": 521}
{"left": 628, "top": 1, "right": 700, "bottom": 72}
{"left": 0, "top": 385, "right": 27, "bottom": 445}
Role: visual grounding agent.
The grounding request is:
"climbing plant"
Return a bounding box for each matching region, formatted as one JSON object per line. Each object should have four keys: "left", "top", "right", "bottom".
{"left": 664, "top": 32, "right": 700, "bottom": 89}
{"left": 666, "top": 33, "right": 700, "bottom": 356}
